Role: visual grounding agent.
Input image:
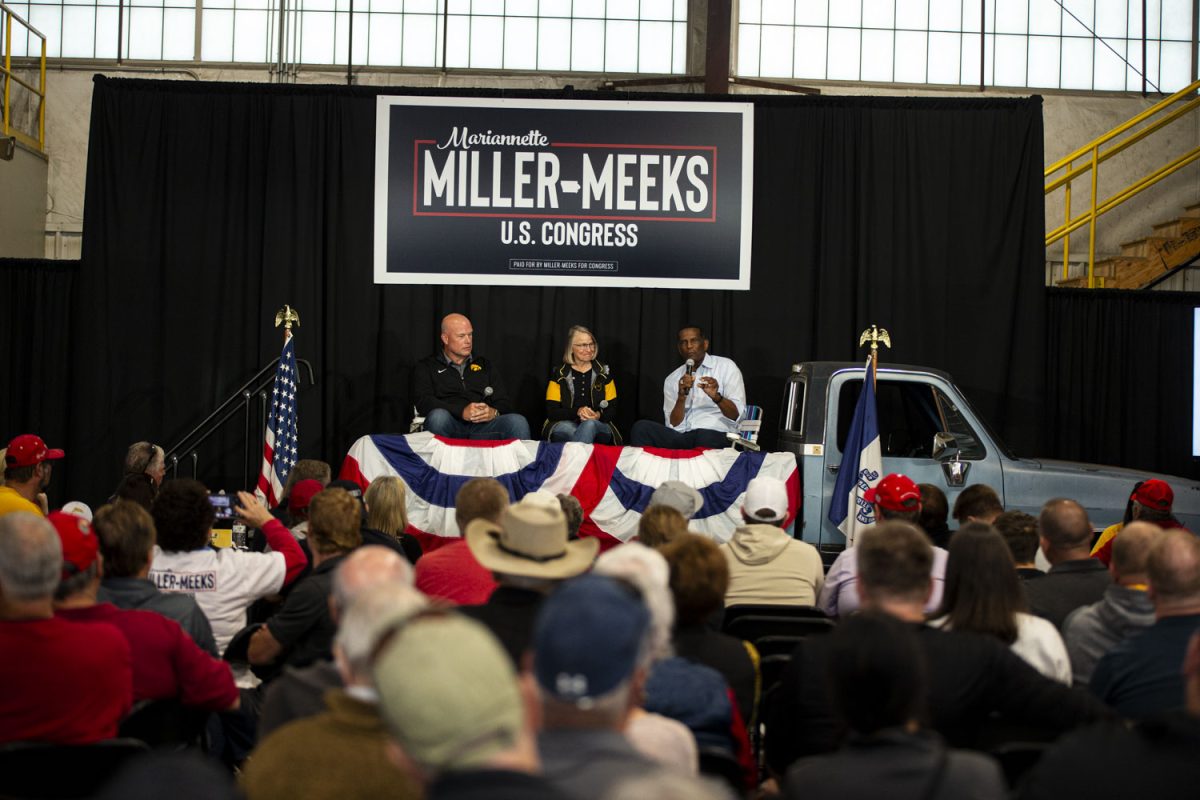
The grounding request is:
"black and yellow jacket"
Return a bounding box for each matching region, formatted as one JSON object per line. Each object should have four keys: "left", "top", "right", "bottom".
{"left": 542, "top": 361, "right": 621, "bottom": 443}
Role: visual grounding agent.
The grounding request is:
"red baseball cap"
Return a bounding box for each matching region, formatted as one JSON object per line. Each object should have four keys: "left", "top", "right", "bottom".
{"left": 1132, "top": 479, "right": 1173, "bottom": 511}
{"left": 47, "top": 511, "right": 100, "bottom": 578}
{"left": 5, "top": 434, "right": 65, "bottom": 468}
{"left": 289, "top": 479, "right": 324, "bottom": 513}
{"left": 863, "top": 473, "right": 921, "bottom": 512}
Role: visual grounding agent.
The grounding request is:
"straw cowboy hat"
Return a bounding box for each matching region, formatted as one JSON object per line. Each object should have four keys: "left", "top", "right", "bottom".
{"left": 465, "top": 495, "right": 598, "bottom": 579}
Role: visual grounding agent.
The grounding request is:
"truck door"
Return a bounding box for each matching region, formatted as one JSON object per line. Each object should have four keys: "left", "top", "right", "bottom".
{"left": 820, "top": 370, "right": 1004, "bottom": 547}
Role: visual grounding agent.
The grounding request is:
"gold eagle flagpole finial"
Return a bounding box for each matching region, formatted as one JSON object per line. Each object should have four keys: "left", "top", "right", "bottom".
{"left": 274, "top": 305, "right": 300, "bottom": 340}
{"left": 858, "top": 325, "right": 891, "bottom": 378}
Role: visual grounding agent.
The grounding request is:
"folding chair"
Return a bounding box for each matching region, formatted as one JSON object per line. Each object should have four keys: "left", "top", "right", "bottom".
{"left": 0, "top": 738, "right": 149, "bottom": 799}
{"left": 727, "top": 404, "right": 763, "bottom": 451}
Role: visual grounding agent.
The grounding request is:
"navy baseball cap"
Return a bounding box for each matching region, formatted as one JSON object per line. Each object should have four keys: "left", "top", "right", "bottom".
{"left": 533, "top": 574, "right": 649, "bottom": 705}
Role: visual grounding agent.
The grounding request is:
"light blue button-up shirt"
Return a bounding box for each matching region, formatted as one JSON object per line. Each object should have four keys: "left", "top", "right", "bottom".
{"left": 662, "top": 353, "right": 745, "bottom": 434}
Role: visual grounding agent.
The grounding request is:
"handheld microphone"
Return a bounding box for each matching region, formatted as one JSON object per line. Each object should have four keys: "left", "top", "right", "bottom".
{"left": 682, "top": 358, "right": 695, "bottom": 394}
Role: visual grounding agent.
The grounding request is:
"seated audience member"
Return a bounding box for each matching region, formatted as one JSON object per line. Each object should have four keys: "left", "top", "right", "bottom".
{"left": 1063, "top": 521, "right": 1158, "bottom": 685}
{"left": 413, "top": 477, "right": 507, "bottom": 605}
{"left": 1024, "top": 498, "right": 1111, "bottom": 629}
{"left": 591, "top": 543, "right": 701, "bottom": 775}
{"left": 994, "top": 510, "right": 1044, "bottom": 581}
{"left": 49, "top": 511, "right": 239, "bottom": 712}
{"left": 662, "top": 533, "right": 759, "bottom": 728}
{"left": 951, "top": 483, "right": 1003, "bottom": 527}
{"left": 248, "top": 488, "right": 362, "bottom": 669}
{"left": 460, "top": 493, "right": 598, "bottom": 665}
{"left": 364, "top": 476, "right": 423, "bottom": 564}
{"left": 534, "top": 575, "right": 673, "bottom": 797}
{"left": 373, "top": 613, "right": 568, "bottom": 799}
{"left": 1, "top": 433, "right": 62, "bottom": 518}
{"left": 149, "top": 480, "right": 307, "bottom": 675}
{"left": 721, "top": 476, "right": 823, "bottom": 607}
{"left": 59, "top": 500, "right": 93, "bottom": 520}
{"left": 784, "top": 613, "right": 1006, "bottom": 800}
{"left": 765, "top": 521, "right": 1110, "bottom": 775}
{"left": 649, "top": 480, "right": 704, "bottom": 520}
{"left": 272, "top": 459, "right": 332, "bottom": 523}
{"left": 636, "top": 505, "right": 689, "bottom": 549}
{"left": 258, "top": 546, "right": 415, "bottom": 738}
{"left": 818, "top": 473, "right": 948, "bottom": 618}
{"left": 1090, "top": 529, "right": 1200, "bottom": 717}
{"left": 557, "top": 493, "right": 584, "bottom": 540}
{"left": 1019, "top": 629, "right": 1200, "bottom": 800}
{"left": 241, "top": 582, "right": 426, "bottom": 800}
{"left": 918, "top": 483, "right": 951, "bottom": 549}
{"left": 94, "top": 499, "right": 218, "bottom": 654}
{"left": 286, "top": 479, "right": 323, "bottom": 539}
{"left": 929, "top": 523, "right": 1071, "bottom": 683}
{"left": 112, "top": 441, "right": 166, "bottom": 510}
{"left": 603, "top": 771, "right": 733, "bottom": 800}
{"left": 1091, "top": 479, "right": 1188, "bottom": 566}
{"left": 0, "top": 512, "right": 132, "bottom": 743}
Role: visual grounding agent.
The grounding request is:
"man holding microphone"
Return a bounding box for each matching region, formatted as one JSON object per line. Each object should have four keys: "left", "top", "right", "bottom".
{"left": 630, "top": 326, "right": 745, "bottom": 449}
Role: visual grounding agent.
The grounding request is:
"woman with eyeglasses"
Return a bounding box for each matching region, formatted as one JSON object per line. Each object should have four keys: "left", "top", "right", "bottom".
{"left": 542, "top": 325, "right": 621, "bottom": 444}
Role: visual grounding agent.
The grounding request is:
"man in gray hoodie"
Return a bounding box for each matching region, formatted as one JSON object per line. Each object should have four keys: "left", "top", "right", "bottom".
{"left": 1062, "top": 521, "right": 1158, "bottom": 684}
{"left": 720, "top": 476, "right": 824, "bottom": 606}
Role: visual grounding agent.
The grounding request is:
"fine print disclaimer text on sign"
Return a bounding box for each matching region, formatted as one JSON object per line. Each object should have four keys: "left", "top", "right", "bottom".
{"left": 510, "top": 259, "right": 618, "bottom": 272}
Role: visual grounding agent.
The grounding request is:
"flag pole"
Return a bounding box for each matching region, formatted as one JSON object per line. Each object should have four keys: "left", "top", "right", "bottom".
{"left": 256, "top": 306, "right": 302, "bottom": 507}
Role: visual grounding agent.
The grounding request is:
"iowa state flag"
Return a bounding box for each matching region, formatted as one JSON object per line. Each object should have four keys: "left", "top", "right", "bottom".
{"left": 828, "top": 358, "right": 882, "bottom": 547}
{"left": 339, "top": 433, "right": 800, "bottom": 549}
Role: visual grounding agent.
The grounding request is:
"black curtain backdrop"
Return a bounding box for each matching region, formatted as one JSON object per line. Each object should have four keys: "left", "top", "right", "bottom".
{"left": 6, "top": 78, "right": 1054, "bottom": 507}
{"left": 0, "top": 258, "right": 77, "bottom": 460}
{"left": 1046, "top": 288, "right": 1200, "bottom": 481}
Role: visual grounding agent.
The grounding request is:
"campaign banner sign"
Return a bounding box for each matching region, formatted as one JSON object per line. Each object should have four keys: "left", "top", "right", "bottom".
{"left": 374, "top": 97, "right": 753, "bottom": 289}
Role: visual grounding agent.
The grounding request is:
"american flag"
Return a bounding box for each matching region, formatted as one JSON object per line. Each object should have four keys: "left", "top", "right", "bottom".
{"left": 256, "top": 332, "right": 299, "bottom": 506}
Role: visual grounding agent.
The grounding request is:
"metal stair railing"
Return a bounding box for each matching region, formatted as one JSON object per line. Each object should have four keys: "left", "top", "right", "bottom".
{"left": 0, "top": 2, "right": 46, "bottom": 153}
{"left": 1045, "top": 79, "right": 1200, "bottom": 288}
{"left": 164, "top": 358, "right": 315, "bottom": 490}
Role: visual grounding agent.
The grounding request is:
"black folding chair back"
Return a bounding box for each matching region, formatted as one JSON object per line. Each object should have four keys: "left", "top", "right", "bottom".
{"left": 724, "top": 614, "right": 835, "bottom": 644}
{"left": 723, "top": 604, "right": 828, "bottom": 628}
{"left": 697, "top": 746, "right": 745, "bottom": 798}
{"left": 119, "top": 699, "right": 210, "bottom": 749}
{"left": 0, "top": 738, "right": 149, "bottom": 799}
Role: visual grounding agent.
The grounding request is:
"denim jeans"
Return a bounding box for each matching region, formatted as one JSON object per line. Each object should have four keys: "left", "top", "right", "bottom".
{"left": 424, "top": 407, "right": 531, "bottom": 440}
{"left": 547, "top": 419, "right": 614, "bottom": 444}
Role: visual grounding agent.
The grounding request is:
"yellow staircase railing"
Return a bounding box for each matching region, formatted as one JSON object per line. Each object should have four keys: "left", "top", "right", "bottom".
{"left": 1045, "top": 79, "right": 1200, "bottom": 288}
{"left": 1, "top": 1, "right": 46, "bottom": 153}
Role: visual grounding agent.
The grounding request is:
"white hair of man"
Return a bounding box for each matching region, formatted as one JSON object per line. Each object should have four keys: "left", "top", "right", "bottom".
{"left": 331, "top": 545, "right": 414, "bottom": 618}
{"left": 0, "top": 512, "right": 62, "bottom": 602}
{"left": 335, "top": 582, "right": 428, "bottom": 683}
{"left": 593, "top": 542, "right": 675, "bottom": 664}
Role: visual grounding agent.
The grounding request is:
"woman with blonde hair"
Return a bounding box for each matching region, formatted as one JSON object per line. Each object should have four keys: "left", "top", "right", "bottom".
{"left": 542, "top": 324, "right": 621, "bottom": 444}
{"left": 364, "top": 476, "right": 422, "bottom": 565}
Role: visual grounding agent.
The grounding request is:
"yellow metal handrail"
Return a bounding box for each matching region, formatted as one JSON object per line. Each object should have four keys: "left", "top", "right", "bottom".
{"left": 1, "top": 1, "right": 47, "bottom": 153}
{"left": 1045, "top": 79, "right": 1200, "bottom": 288}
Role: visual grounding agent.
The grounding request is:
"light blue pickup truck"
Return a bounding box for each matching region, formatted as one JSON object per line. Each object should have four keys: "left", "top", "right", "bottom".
{"left": 776, "top": 362, "right": 1200, "bottom": 561}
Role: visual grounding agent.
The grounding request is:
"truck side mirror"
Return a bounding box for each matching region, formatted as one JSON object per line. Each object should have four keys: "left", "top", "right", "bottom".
{"left": 932, "top": 432, "right": 960, "bottom": 462}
